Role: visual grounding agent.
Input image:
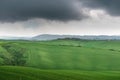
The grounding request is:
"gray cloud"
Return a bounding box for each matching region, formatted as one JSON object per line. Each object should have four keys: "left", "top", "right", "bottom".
{"left": 80, "top": 0, "right": 120, "bottom": 16}
{"left": 1, "top": 0, "right": 120, "bottom": 22}
{"left": 0, "top": 0, "right": 86, "bottom": 22}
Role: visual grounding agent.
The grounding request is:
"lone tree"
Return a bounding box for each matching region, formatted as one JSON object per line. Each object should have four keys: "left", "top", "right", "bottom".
{"left": 2, "top": 43, "right": 27, "bottom": 66}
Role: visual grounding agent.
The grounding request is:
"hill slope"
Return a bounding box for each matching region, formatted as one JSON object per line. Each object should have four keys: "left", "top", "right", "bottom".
{"left": 1, "top": 66, "right": 120, "bottom": 80}
{"left": 1, "top": 40, "right": 120, "bottom": 70}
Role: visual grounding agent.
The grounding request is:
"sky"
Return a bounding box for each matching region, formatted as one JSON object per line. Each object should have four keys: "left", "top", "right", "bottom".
{"left": 0, "top": 0, "right": 120, "bottom": 37}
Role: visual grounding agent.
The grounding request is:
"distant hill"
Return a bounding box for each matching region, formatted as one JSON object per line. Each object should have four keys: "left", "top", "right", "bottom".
{"left": 1, "top": 34, "right": 120, "bottom": 40}
{"left": 32, "top": 34, "right": 74, "bottom": 40}
{"left": 32, "top": 34, "right": 120, "bottom": 40}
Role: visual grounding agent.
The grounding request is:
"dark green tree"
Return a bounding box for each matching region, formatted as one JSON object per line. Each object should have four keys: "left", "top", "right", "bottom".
{"left": 2, "top": 43, "right": 27, "bottom": 66}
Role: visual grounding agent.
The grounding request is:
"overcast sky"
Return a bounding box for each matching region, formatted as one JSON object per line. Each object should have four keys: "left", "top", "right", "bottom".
{"left": 0, "top": 0, "right": 120, "bottom": 37}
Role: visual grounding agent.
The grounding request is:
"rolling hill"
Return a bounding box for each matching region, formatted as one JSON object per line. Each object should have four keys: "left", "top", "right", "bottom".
{"left": 0, "top": 40, "right": 120, "bottom": 70}
{"left": 0, "top": 66, "right": 120, "bottom": 80}
{"left": 1, "top": 39, "right": 120, "bottom": 80}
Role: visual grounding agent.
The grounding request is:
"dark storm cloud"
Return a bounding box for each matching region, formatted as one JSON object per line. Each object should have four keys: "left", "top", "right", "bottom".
{"left": 1, "top": 0, "right": 120, "bottom": 22}
{"left": 0, "top": 0, "right": 86, "bottom": 22}
{"left": 80, "top": 0, "right": 120, "bottom": 16}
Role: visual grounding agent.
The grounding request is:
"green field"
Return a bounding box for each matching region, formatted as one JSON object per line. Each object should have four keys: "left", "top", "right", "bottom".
{"left": 1, "top": 66, "right": 120, "bottom": 80}
{"left": 1, "top": 39, "right": 120, "bottom": 79}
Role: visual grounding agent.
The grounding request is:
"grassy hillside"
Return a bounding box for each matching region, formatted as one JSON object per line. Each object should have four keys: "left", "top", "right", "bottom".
{"left": 0, "top": 66, "right": 120, "bottom": 80}
{"left": 1, "top": 40, "right": 120, "bottom": 70}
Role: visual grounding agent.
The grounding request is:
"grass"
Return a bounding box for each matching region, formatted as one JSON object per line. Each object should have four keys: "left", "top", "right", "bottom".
{"left": 1, "top": 40, "right": 120, "bottom": 70}
{"left": 1, "top": 39, "right": 120, "bottom": 79}
{"left": 0, "top": 66, "right": 120, "bottom": 80}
